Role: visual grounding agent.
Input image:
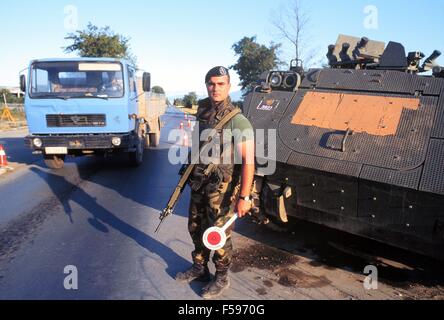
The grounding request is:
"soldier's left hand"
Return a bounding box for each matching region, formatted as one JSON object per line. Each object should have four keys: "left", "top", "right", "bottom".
{"left": 236, "top": 199, "right": 252, "bottom": 218}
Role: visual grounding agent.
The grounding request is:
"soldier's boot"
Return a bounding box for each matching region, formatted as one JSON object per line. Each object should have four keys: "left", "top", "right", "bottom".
{"left": 175, "top": 264, "right": 211, "bottom": 284}
{"left": 201, "top": 270, "right": 230, "bottom": 300}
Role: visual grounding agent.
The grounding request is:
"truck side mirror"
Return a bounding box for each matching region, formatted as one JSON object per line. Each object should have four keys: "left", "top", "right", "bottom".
{"left": 142, "top": 72, "right": 151, "bottom": 92}
{"left": 20, "top": 75, "right": 26, "bottom": 93}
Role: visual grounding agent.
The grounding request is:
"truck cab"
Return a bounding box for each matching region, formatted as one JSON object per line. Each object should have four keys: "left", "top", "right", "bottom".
{"left": 21, "top": 58, "right": 164, "bottom": 169}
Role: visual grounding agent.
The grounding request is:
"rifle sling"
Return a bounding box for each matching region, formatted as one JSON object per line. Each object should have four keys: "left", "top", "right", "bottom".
{"left": 166, "top": 108, "right": 242, "bottom": 209}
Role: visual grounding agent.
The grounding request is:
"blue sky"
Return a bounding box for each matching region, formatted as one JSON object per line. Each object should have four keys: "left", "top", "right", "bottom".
{"left": 1, "top": 0, "right": 443, "bottom": 99}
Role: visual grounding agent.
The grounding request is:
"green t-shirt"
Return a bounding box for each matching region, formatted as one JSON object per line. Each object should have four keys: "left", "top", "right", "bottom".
{"left": 228, "top": 114, "right": 254, "bottom": 144}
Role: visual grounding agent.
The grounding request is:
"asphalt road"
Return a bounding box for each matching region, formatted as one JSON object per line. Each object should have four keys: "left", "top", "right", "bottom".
{"left": 0, "top": 108, "right": 443, "bottom": 300}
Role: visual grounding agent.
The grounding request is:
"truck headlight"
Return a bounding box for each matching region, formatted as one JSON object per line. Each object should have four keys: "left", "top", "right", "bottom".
{"left": 33, "top": 138, "right": 43, "bottom": 148}
{"left": 112, "top": 137, "right": 122, "bottom": 146}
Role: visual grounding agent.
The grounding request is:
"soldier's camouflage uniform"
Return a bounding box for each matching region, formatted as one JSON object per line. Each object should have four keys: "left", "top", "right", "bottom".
{"left": 187, "top": 97, "right": 241, "bottom": 273}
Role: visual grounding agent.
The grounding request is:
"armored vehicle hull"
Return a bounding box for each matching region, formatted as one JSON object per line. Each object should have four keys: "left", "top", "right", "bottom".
{"left": 245, "top": 62, "right": 444, "bottom": 260}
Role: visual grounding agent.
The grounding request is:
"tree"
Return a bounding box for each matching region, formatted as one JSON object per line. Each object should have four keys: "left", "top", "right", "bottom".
{"left": 271, "top": 0, "right": 319, "bottom": 68}
{"left": 182, "top": 92, "right": 198, "bottom": 108}
{"left": 152, "top": 86, "right": 165, "bottom": 94}
{"left": 64, "top": 23, "right": 137, "bottom": 66}
{"left": 173, "top": 98, "right": 184, "bottom": 107}
{"left": 231, "top": 36, "right": 281, "bottom": 93}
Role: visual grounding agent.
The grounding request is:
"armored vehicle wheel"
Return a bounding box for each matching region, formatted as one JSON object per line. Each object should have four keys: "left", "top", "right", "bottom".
{"left": 264, "top": 215, "right": 292, "bottom": 233}
{"left": 44, "top": 154, "right": 65, "bottom": 170}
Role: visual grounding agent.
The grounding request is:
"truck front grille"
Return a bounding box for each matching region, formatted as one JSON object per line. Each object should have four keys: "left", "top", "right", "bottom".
{"left": 46, "top": 114, "right": 106, "bottom": 127}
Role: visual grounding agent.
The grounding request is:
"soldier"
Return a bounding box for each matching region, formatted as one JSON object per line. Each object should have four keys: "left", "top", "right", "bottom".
{"left": 175, "top": 66, "right": 255, "bottom": 299}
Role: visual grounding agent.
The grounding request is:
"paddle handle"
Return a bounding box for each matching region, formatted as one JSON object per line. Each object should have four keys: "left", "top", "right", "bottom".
{"left": 221, "top": 214, "right": 238, "bottom": 232}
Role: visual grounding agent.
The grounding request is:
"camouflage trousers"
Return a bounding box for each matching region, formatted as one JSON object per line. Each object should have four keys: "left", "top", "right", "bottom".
{"left": 188, "top": 181, "right": 240, "bottom": 272}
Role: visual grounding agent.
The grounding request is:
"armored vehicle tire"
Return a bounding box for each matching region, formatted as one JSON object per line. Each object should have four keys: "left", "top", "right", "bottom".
{"left": 129, "top": 136, "right": 144, "bottom": 167}
{"left": 44, "top": 154, "right": 65, "bottom": 170}
{"left": 264, "top": 215, "right": 292, "bottom": 233}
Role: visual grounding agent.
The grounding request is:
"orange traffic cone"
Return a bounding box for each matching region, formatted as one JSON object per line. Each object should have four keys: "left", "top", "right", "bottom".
{"left": 188, "top": 119, "right": 192, "bottom": 128}
{"left": 180, "top": 122, "right": 184, "bottom": 130}
{"left": 183, "top": 132, "right": 189, "bottom": 147}
{"left": 0, "top": 145, "right": 8, "bottom": 167}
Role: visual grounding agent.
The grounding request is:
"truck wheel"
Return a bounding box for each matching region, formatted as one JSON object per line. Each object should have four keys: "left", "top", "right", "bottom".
{"left": 149, "top": 119, "right": 161, "bottom": 147}
{"left": 129, "top": 136, "right": 144, "bottom": 167}
{"left": 144, "top": 134, "right": 150, "bottom": 149}
{"left": 44, "top": 154, "right": 65, "bottom": 170}
{"left": 149, "top": 132, "right": 160, "bottom": 147}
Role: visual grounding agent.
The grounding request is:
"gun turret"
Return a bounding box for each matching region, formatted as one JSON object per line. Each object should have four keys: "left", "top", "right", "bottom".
{"left": 340, "top": 43, "right": 351, "bottom": 62}
{"left": 327, "top": 44, "right": 338, "bottom": 66}
{"left": 359, "top": 37, "right": 369, "bottom": 47}
{"left": 422, "top": 50, "right": 442, "bottom": 71}
{"left": 407, "top": 51, "right": 425, "bottom": 73}
{"left": 329, "top": 35, "right": 385, "bottom": 70}
{"left": 352, "top": 37, "right": 369, "bottom": 59}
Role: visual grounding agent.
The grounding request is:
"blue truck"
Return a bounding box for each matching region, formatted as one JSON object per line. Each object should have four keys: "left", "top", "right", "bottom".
{"left": 20, "top": 58, "right": 166, "bottom": 169}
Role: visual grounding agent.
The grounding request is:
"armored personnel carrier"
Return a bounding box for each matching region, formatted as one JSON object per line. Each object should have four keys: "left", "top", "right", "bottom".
{"left": 245, "top": 35, "right": 444, "bottom": 260}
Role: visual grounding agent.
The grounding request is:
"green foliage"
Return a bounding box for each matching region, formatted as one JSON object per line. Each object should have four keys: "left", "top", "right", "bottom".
{"left": 0, "top": 89, "right": 24, "bottom": 104}
{"left": 64, "top": 22, "right": 137, "bottom": 66}
{"left": 152, "top": 86, "right": 165, "bottom": 94}
{"left": 231, "top": 36, "right": 281, "bottom": 93}
{"left": 173, "top": 92, "right": 198, "bottom": 108}
{"left": 182, "top": 92, "right": 198, "bottom": 108}
{"left": 173, "top": 98, "right": 184, "bottom": 106}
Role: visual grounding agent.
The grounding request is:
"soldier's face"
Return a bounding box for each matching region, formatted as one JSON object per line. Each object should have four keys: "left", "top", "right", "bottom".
{"left": 206, "top": 76, "right": 231, "bottom": 103}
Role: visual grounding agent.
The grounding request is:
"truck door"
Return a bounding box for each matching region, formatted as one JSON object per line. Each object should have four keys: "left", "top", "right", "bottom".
{"left": 127, "top": 66, "right": 138, "bottom": 131}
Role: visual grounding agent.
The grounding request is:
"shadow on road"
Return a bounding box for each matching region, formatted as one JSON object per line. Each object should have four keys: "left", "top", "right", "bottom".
{"left": 0, "top": 137, "right": 41, "bottom": 166}
{"left": 29, "top": 166, "right": 191, "bottom": 282}
{"left": 81, "top": 148, "right": 190, "bottom": 218}
{"left": 28, "top": 145, "right": 444, "bottom": 294}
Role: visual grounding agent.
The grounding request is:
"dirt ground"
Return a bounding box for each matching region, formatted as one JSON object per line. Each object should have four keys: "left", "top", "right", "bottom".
{"left": 231, "top": 218, "right": 444, "bottom": 300}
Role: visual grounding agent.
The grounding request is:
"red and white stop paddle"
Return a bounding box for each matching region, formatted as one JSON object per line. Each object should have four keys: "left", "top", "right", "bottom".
{"left": 203, "top": 214, "right": 238, "bottom": 251}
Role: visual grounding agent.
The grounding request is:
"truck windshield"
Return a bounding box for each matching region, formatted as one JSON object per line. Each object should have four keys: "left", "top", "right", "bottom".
{"left": 29, "top": 61, "right": 124, "bottom": 99}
